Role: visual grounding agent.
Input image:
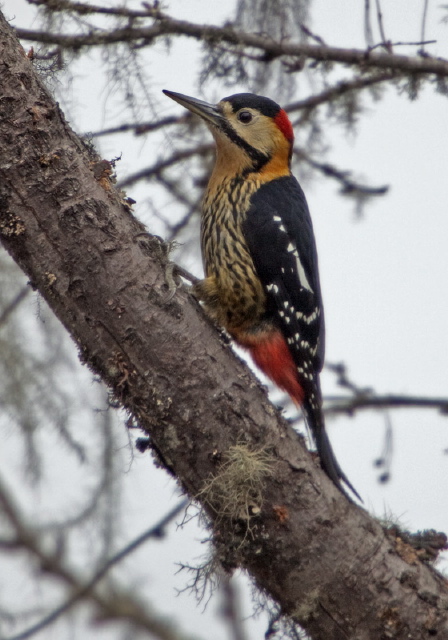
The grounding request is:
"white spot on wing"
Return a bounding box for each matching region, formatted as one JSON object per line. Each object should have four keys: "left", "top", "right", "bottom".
{"left": 287, "top": 242, "right": 314, "bottom": 293}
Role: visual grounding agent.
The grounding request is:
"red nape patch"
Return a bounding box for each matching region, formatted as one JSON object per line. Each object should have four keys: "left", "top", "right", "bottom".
{"left": 239, "top": 330, "right": 304, "bottom": 406}
{"left": 274, "top": 109, "right": 294, "bottom": 143}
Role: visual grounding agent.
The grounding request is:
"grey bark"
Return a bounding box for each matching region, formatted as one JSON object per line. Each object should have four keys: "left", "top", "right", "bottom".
{"left": 1, "top": 11, "right": 447, "bottom": 639}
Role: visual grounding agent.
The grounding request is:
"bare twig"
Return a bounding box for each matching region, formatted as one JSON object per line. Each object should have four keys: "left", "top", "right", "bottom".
{"left": 27, "top": 0, "right": 160, "bottom": 19}
{"left": 368, "top": 39, "right": 436, "bottom": 52}
{"left": 326, "top": 361, "right": 373, "bottom": 396}
{"left": 221, "top": 577, "right": 247, "bottom": 640}
{"left": 154, "top": 174, "right": 202, "bottom": 242}
{"left": 86, "top": 114, "right": 185, "bottom": 139}
{"left": 420, "top": 0, "right": 430, "bottom": 53}
{"left": 0, "top": 286, "right": 30, "bottom": 326}
{"left": 117, "top": 143, "right": 213, "bottom": 189}
{"left": 325, "top": 393, "right": 448, "bottom": 416}
{"left": 295, "top": 149, "right": 389, "bottom": 197}
{"left": 325, "top": 362, "right": 448, "bottom": 417}
{"left": 375, "top": 0, "right": 390, "bottom": 51}
{"left": 364, "top": 0, "right": 374, "bottom": 48}
{"left": 286, "top": 71, "right": 397, "bottom": 115}
{"left": 296, "top": 21, "right": 326, "bottom": 46}
{"left": 374, "top": 412, "right": 394, "bottom": 483}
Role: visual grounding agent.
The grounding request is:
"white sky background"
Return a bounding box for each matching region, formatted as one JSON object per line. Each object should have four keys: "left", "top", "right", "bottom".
{"left": 1, "top": 0, "right": 448, "bottom": 639}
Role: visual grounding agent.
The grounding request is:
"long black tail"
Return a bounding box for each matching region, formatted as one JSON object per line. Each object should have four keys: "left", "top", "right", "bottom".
{"left": 304, "top": 402, "right": 362, "bottom": 502}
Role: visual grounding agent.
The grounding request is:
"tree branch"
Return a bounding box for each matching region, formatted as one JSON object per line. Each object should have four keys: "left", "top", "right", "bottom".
{"left": 28, "top": 0, "right": 159, "bottom": 19}
{"left": 117, "top": 143, "right": 213, "bottom": 189}
{"left": 0, "top": 286, "right": 30, "bottom": 326}
{"left": 86, "top": 114, "right": 188, "bottom": 139}
{"left": 14, "top": 10, "right": 448, "bottom": 78}
{"left": 1, "top": 10, "right": 448, "bottom": 639}
{"left": 326, "top": 393, "right": 448, "bottom": 416}
{"left": 325, "top": 362, "right": 448, "bottom": 416}
{"left": 286, "top": 71, "right": 397, "bottom": 115}
{"left": 295, "top": 149, "right": 389, "bottom": 198}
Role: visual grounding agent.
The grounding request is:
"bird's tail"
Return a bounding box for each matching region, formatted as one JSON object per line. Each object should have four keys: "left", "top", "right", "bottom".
{"left": 303, "top": 401, "right": 362, "bottom": 502}
{"left": 240, "top": 328, "right": 361, "bottom": 501}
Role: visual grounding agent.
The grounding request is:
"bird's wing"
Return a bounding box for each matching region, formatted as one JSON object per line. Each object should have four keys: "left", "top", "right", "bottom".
{"left": 242, "top": 175, "right": 325, "bottom": 373}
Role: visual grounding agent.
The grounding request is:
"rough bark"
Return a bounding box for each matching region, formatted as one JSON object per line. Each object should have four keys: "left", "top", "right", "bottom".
{"left": 1, "top": 11, "right": 447, "bottom": 640}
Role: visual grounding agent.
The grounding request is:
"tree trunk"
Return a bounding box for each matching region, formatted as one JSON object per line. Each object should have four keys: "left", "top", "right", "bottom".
{"left": 1, "top": 11, "right": 447, "bottom": 639}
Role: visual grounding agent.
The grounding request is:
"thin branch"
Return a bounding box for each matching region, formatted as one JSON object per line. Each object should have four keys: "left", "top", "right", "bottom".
{"left": 364, "top": 0, "right": 374, "bottom": 48}
{"left": 286, "top": 71, "right": 397, "bottom": 115}
{"left": 326, "top": 361, "right": 373, "bottom": 396}
{"left": 420, "top": 0, "right": 430, "bottom": 53}
{"left": 295, "top": 21, "right": 326, "bottom": 46}
{"left": 325, "top": 362, "right": 448, "bottom": 417}
{"left": 14, "top": 12, "right": 448, "bottom": 78}
{"left": 27, "top": 0, "right": 157, "bottom": 19}
{"left": 156, "top": 175, "right": 196, "bottom": 209}
{"left": 117, "top": 143, "right": 213, "bottom": 189}
{"left": 325, "top": 393, "right": 448, "bottom": 416}
{"left": 295, "top": 149, "right": 389, "bottom": 197}
{"left": 154, "top": 174, "right": 202, "bottom": 242}
{"left": 0, "top": 286, "right": 30, "bottom": 326}
{"left": 86, "top": 114, "right": 188, "bottom": 139}
{"left": 166, "top": 208, "right": 199, "bottom": 242}
{"left": 368, "top": 39, "right": 436, "bottom": 51}
{"left": 221, "top": 577, "right": 247, "bottom": 640}
{"left": 375, "top": 0, "right": 390, "bottom": 51}
{"left": 373, "top": 412, "right": 394, "bottom": 483}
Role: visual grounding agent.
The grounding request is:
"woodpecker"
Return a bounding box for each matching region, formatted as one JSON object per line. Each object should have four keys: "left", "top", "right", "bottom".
{"left": 163, "top": 89, "right": 360, "bottom": 501}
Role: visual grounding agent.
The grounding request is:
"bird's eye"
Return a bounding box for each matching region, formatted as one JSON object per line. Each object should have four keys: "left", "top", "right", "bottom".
{"left": 238, "top": 110, "right": 253, "bottom": 124}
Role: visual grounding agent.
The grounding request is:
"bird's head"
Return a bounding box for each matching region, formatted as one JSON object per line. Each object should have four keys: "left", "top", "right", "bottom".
{"left": 163, "top": 90, "right": 294, "bottom": 180}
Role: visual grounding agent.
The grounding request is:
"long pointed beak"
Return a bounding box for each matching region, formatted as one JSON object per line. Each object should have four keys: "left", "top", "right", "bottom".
{"left": 163, "top": 90, "right": 223, "bottom": 127}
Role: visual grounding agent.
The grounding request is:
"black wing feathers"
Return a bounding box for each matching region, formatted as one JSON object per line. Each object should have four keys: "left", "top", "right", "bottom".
{"left": 243, "top": 177, "right": 362, "bottom": 502}
{"left": 242, "top": 176, "right": 325, "bottom": 372}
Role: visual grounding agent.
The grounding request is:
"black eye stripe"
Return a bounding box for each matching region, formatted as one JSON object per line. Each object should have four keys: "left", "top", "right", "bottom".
{"left": 219, "top": 120, "right": 268, "bottom": 171}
